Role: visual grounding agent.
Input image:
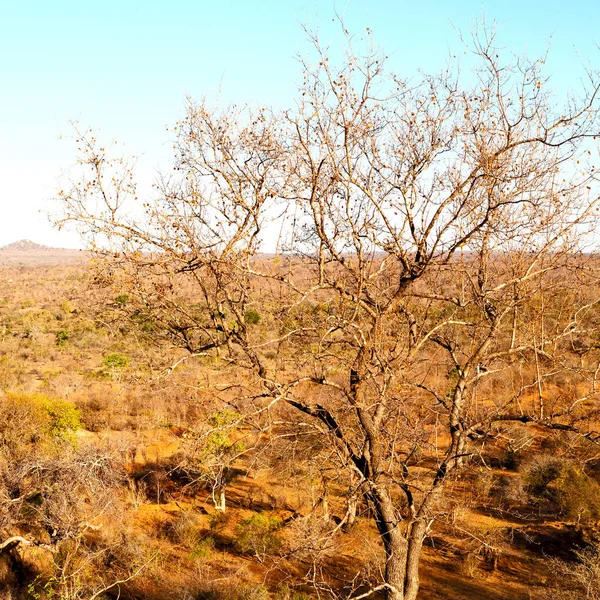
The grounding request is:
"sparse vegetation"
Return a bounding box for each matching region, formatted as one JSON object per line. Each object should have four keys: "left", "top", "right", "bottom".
{"left": 1, "top": 17, "right": 600, "bottom": 600}
{"left": 4, "top": 242, "right": 600, "bottom": 599}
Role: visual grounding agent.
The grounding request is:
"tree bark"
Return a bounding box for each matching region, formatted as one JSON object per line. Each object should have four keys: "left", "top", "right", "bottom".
{"left": 344, "top": 491, "right": 358, "bottom": 530}
{"left": 404, "top": 520, "right": 427, "bottom": 600}
{"left": 366, "top": 483, "right": 429, "bottom": 600}
{"left": 383, "top": 530, "right": 408, "bottom": 600}
{"left": 214, "top": 486, "right": 226, "bottom": 512}
{"left": 369, "top": 486, "right": 409, "bottom": 600}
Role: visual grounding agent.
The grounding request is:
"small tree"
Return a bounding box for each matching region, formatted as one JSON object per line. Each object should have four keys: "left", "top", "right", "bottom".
{"left": 182, "top": 409, "right": 245, "bottom": 511}
{"left": 58, "top": 23, "right": 600, "bottom": 600}
{"left": 102, "top": 352, "right": 130, "bottom": 381}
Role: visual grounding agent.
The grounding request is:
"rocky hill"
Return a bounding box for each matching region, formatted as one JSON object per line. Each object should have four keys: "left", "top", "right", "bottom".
{"left": 0, "top": 239, "right": 55, "bottom": 252}
{"left": 0, "top": 239, "right": 84, "bottom": 265}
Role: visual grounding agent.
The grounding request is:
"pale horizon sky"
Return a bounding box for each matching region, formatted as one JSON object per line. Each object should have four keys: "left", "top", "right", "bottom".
{"left": 1, "top": 0, "right": 599, "bottom": 248}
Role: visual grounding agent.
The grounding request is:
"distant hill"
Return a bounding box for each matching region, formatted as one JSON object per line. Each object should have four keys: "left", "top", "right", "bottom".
{"left": 0, "top": 240, "right": 85, "bottom": 265}
{"left": 0, "top": 239, "right": 57, "bottom": 252}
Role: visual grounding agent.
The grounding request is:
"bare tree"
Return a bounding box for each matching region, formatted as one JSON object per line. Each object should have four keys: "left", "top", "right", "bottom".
{"left": 57, "top": 23, "right": 600, "bottom": 600}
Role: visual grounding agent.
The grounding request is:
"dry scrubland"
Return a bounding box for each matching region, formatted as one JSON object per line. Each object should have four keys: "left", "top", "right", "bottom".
{"left": 1, "top": 248, "right": 600, "bottom": 599}
{"left": 7, "top": 21, "right": 600, "bottom": 600}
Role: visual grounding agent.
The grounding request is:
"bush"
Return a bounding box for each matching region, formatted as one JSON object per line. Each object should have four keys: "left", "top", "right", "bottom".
{"left": 275, "top": 585, "right": 311, "bottom": 600}
{"left": 42, "top": 396, "right": 82, "bottom": 444}
{"left": 541, "top": 545, "right": 600, "bottom": 599}
{"left": 457, "top": 552, "right": 479, "bottom": 578}
{"left": 102, "top": 352, "right": 131, "bottom": 370}
{"left": 521, "top": 455, "right": 600, "bottom": 522}
{"left": 244, "top": 309, "right": 261, "bottom": 325}
{"left": 189, "top": 536, "right": 215, "bottom": 559}
{"left": 191, "top": 583, "right": 269, "bottom": 600}
{"left": 207, "top": 511, "right": 229, "bottom": 531}
{"left": 0, "top": 393, "right": 81, "bottom": 455}
{"left": 55, "top": 329, "right": 69, "bottom": 347}
{"left": 234, "top": 513, "right": 283, "bottom": 557}
{"left": 205, "top": 409, "right": 244, "bottom": 456}
{"left": 168, "top": 510, "right": 204, "bottom": 549}
{"left": 60, "top": 300, "right": 75, "bottom": 314}
{"left": 115, "top": 294, "right": 130, "bottom": 306}
{"left": 183, "top": 409, "right": 245, "bottom": 511}
{"left": 22, "top": 309, "right": 54, "bottom": 338}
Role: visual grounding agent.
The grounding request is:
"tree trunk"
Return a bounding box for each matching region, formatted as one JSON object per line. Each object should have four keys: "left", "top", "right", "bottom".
{"left": 321, "top": 495, "right": 330, "bottom": 521}
{"left": 344, "top": 491, "right": 358, "bottom": 530}
{"left": 383, "top": 529, "right": 408, "bottom": 600}
{"left": 214, "top": 486, "right": 226, "bottom": 512}
{"left": 404, "top": 520, "right": 427, "bottom": 600}
{"left": 369, "top": 486, "right": 409, "bottom": 600}
{"left": 369, "top": 485, "right": 427, "bottom": 600}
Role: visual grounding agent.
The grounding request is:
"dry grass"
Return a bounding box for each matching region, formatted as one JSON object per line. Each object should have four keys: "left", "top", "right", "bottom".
{"left": 0, "top": 254, "right": 599, "bottom": 599}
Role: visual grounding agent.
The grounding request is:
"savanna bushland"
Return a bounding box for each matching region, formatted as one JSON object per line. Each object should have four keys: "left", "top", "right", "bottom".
{"left": 3, "top": 22, "right": 600, "bottom": 600}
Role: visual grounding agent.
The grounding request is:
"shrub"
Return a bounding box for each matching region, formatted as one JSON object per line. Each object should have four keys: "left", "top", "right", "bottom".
{"left": 457, "top": 552, "right": 480, "bottom": 578}
{"left": 189, "top": 536, "right": 215, "bottom": 559}
{"left": 183, "top": 409, "right": 244, "bottom": 511}
{"left": 191, "top": 582, "right": 269, "bottom": 600}
{"left": 542, "top": 545, "right": 600, "bottom": 599}
{"left": 102, "top": 352, "right": 131, "bottom": 370}
{"left": 168, "top": 510, "right": 204, "bottom": 549}
{"left": 244, "top": 309, "right": 261, "bottom": 325}
{"left": 55, "top": 329, "right": 69, "bottom": 347}
{"left": 521, "top": 455, "right": 600, "bottom": 522}
{"left": 207, "top": 511, "right": 229, "bottom": 531}
{"left": 207, "top": 408, "right": 241, "bottom": 429}
{"left": 0, "top": 393, "right": 81, "bottom": 455}
{"left": 102, "top": 352, "right": 131, "bottom": 379}
{"left": 60, "top": 300, "right": 75, "bottom": 314}
{"left": 275, "top": 585, "right": 311, "bottom": 600}
{"left": 205, "top": 409, "right": 244, "bottom": 455}
{"left": 22, "top": 309, "right": 54, "bottom": 338}
{"left": 115, "top": 294, "right": 130, "bottom": 306}
{"left": 42, "top": 396, "right": 82, "bottom": 444}
{"left": 234, "top": 513, "right": 283, "bottom": 557}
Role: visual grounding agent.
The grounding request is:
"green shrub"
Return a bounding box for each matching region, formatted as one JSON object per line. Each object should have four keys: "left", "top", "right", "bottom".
{"left": 0, "top": 393, "right": 81, "bottom": 455}
{"left": 102, "top": 353, "right": 131, "bottom": 370}
{"left": 22, "top": 309, "right": 54, "bottom": 337}
{"left": 521, "top": 455, "right": 600, "bottom": 521}
{"left": 234, "top": 513, "right": 283, "bottom": 556}
{"left": 60, "top": 300, "right": 75, "bottom": 314}
{"left": 204, "top": 410, "right": 242, "bottom": 450}
{"left": 115, "top": 294, "right": 130, "bottom": 306}
{"left": 207, "top": 409, "right": 241, "bottom": 429}
{"left": 55, "top": 329, "right": 69, "bottom": 347}
{"left": 310, "top": 302, "right": 329, "bottom": 314}
{"left": 202, "top": 409, "right": 245, "bottom": 457}
{"left": 244, "top": 309, "right": 261, "bottom": 325}
{"left": 189, "top": 536, "right": 215, "bottom": 559}
{"left": 42, "top": 396, "right": 82, "bottom": 444}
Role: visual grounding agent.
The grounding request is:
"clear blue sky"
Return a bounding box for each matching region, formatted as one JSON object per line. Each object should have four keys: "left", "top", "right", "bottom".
{"left": 1, "top": 0, "right": 598, "bottom": 247}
